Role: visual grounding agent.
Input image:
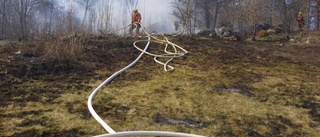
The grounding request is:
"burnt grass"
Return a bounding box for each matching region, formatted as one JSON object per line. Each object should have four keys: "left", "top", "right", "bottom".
{"left": 1, "top": 35, "right": 320, "bottom": 136}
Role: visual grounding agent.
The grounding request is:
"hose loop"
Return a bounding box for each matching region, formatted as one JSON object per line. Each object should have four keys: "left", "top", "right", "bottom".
{"left": 88, "top": 23, "right": 205, "bottom": 137}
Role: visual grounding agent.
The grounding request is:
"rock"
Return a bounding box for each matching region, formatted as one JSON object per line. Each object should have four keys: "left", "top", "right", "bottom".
{"left": 267, "top": 29, "right": 277, "bottom": 34}
{"left": 256, "top": 23, "right": 272, "bottom": 32}
{"left": 289, "top": 39, "right": 295, "bottom": 42}
{"left": 15, "top": 50, "right": 21, "bottom": 55}
{"left": 198, "top": 29, "right": 213, "bottom": 36}
{"left": 0, "top": 58, "right": 10, "bottom": 63}
{"left": 7, "top": 56, "right": 14, "bottom": 60}
{"left": 216, "top": 27, "right": 232, "bottom": 38}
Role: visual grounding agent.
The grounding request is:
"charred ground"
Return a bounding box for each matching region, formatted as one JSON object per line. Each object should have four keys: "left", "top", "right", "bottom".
{"left": 1, "top": 33, "right": 320, "bottom": 136}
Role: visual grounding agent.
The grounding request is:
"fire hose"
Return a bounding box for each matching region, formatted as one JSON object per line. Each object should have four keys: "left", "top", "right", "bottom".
{"left": 88, "top": 23, "right": 205, "bottom": 137}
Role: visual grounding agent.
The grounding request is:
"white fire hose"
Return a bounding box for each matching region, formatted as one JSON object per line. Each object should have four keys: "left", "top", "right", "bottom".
{"left": 88, "top": 23, "right": 205, "bottom": 137}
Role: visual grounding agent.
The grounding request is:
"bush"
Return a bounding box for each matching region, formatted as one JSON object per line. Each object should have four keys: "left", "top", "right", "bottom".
{"left": 306, "top": 36, "right": 320, "bottom": 44}
{"left": 310, "top": 31, "right": 320, "bottom": 36}
{"left": 42, "top": 37, "right": 85, "bottom": 63}
{"left": 257, "top": 30, "right": 268, "bottom": 38}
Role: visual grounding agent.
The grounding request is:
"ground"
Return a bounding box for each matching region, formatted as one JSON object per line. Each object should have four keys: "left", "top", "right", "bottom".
{"left": 0, "top": 32, "right": 320, "bottom": 137}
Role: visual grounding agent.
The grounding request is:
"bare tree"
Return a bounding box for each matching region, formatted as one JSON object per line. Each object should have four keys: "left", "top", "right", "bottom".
{"left": 37, "top": 0, "right": 56, "bottom": 36}
{"left": 76, "top": 0, "right": 95, "bottom": 30}
{"left": 195, "top": 0, "right": 212, "bottom": 29}
{"left": 172, "top": 0, "right": 199, "bottom": 36}
{"left": 244, "top": 0, "right": 267, "bottom": 41}
{"left": 0, "top": 0, "right": 10, "bottom": 39}
{"left": 9, "top": 0, "right": 39, "bottom": 40}
{"left": 228, "top": 0, "right": 241, "bottom": 31}
{"left": 314, "top": 0, "right": 320, "bottom": 30}
{"left": 211, "top": 0, "right": 232, "bottom": 30}
{"left": 230, "top": 0, "right": 267, "bottom": 41}
{"left": 317, "top": 0, "right": 320, "bottom": 30}
{"left": 0, "top": 0, "right": 312, "bottom": 41}
{"left": 88, "top": 10, "right": 96, "bottom": 34}
{"left": 54, "top": 3, "right": 81, "bottom": 36}
{"left": 96, "top": 0, "right": 113, "bottom": 34}
{"left": 0, "top": 0, "right": 84, "bottom": 40}
{"left": 125, "top": 0, "right": 138, "bottom": 14}
{"left": 274, "top": 0, "right": 305, "bottom": 39}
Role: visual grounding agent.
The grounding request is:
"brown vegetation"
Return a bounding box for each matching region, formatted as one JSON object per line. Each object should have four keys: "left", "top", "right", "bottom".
{"left": 1, "top": 31, "right": 320, "bottom": 136}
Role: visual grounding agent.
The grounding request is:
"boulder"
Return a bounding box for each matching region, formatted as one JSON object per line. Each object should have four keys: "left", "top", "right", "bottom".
{"left": 216, "top": 27, "right": 232, "bottom": 38}
{"left": 198, "top": 29, "right": 213, "bottom": 36}
{"left": 232, "top": 31, "right": 243, "bottom": 41}
{"left": 256, "top": 23, "right": 272, "bottom": 32}
{"left": 267, "top": 29, "right": 277, "bottom": 34}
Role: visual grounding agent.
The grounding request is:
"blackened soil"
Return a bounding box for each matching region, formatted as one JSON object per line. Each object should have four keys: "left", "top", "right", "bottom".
{"left": 12, "top": 129, "right": 85, "bottom": 137}
{"left": 153, "top": 113, "right": 209, "bottom": 128}
{"left": 1, "top": 35, "right": 320, "bottom": 136}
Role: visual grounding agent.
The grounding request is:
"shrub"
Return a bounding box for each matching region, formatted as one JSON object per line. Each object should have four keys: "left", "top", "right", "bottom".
{"left": 306, "top": 36, "right": 320, "bottom": 44}
{"left": 257, "top": 30, "right": 268, "bottom": 38}
{"left": 310, "top": 31, "right": 320, "bottom": 36}
{"left": 42, "top": 37, "right": 85, "bottom": 63}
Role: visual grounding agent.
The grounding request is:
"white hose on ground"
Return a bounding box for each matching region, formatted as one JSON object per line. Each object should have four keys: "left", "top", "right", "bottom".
{"left": 88, "top": 23, "right": 205, "bottom": 137}
{"left": 94, "top": 131, "right": 205, "bottom": 137}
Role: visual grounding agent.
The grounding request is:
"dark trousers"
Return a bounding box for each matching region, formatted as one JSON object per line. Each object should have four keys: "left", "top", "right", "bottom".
{"left": 129, "top": 23, "right": 141, "bottom": 36}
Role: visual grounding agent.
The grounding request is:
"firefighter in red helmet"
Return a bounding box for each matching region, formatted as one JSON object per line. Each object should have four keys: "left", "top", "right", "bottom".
{"left": 129, "top": 8, "right": 142, "bottom": 37}
{"left": 296, "top": 12, "right": 305, "bottom": 31}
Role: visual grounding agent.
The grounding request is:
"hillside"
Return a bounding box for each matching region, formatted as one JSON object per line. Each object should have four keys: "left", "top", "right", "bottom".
{"left": 1, "top": 33, "right": 320, "bottom": 137}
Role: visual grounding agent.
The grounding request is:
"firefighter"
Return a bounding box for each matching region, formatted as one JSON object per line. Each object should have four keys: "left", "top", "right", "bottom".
{"left": 129, "top": 8, "right": 142, "bottom": 37}
{"left": 296, "top": 12, "right": 305, "bottom": 31}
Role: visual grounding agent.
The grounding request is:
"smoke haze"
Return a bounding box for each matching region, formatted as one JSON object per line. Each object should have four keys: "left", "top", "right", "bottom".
{"left": 57, "top": 0, "right": 175, "bottom": 34}
{"left": 138, "top": 0, "right": 175, "bottom": 33}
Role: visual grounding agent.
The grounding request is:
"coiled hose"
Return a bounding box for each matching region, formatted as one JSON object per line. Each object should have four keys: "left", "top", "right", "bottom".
{"left": 88, "top": 23, "right": 205, "bottom": 137}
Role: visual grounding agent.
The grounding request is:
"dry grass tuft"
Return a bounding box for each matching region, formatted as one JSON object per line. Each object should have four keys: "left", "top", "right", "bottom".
{"left": 257, "top": 30, "right": 268, "bottom": 38}
{"left": 42, "top": 38, "right": 85, "bottom": 63}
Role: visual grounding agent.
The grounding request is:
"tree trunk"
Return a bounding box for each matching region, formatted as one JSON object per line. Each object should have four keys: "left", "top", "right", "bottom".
{"left": 307, "top": 0, "right": 310, "bottom": 32}
{"left": 20, "top": 0, "right": 27, "bottom": 40}
{"left": 212, "top": 4, "right": 219, "bottom": 31}
{"left": 1, "top": 1, "right": 6, "bottom": 39}
{"left": 252, "top": 24, "right": 257, "bottom": 41}
{"left": 81, "top": 7, "right": 88, "bottom": 30}
{"left": 270, "top": 2, "right": 273, "bottom": 26}
{"left": 204, "top": 1, "right": 211, "bottom": 29}
{"left": 317, "top": 2, "right": 320, "bottom": 30}
{"left": 48, "top": 3, "right": 54, "bottom": 35}
{"left": 283, "top": 0, "right": 290, "bottom": 39}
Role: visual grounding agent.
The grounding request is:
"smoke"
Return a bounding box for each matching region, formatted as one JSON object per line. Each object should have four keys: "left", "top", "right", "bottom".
{"left": 111, "top": 0, "right": 176, "bottom": 34}
{"left": 137, "top": 0, "right": 175, "bottom": 33}
{"left": 57, "top": 0, "right": 175, "bottom": 34}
